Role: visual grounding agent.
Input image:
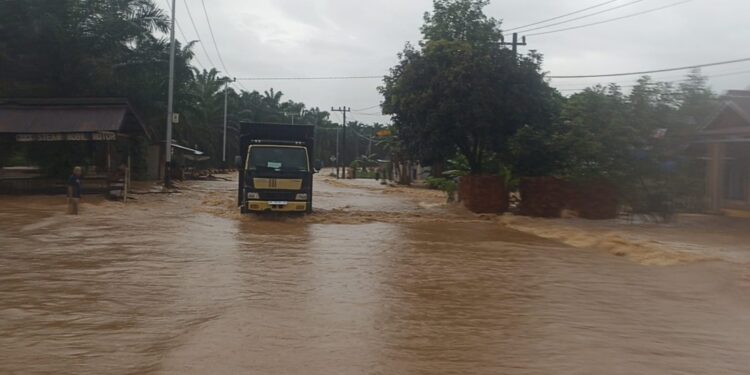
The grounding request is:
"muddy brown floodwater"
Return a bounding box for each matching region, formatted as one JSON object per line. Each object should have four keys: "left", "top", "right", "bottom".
{"left": 1, "top": 175, "right": 749, "bottom": 374}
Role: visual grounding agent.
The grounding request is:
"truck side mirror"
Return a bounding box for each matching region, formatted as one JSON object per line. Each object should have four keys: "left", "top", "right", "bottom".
{"left": 234, "top": 155, "right": 242, "bottom": 169}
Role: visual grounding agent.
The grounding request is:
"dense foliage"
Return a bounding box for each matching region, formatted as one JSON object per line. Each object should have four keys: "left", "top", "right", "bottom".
{"left": 558, "top": 73, "right": 719, "bottom": 211}
{"left": 0, "top": 0, "right": 382, "bottom": 175}
{"left": 380, "top": 0, "right": 720, "bottom": 212}
{"left": 381, "top": 0, "right": 558, "bottom": 174}
{"left": 0, "top": 0, "right": 725, "bottom": 213}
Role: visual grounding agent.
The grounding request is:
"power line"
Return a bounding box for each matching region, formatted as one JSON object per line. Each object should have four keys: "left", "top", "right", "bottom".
{"left": 163, "top": 1, "right": 245, "bottom": 92}
{"left": 198, "top": 0, "right": 248, "bottom": 92}
{"left": 351, "top": 112, "right": 386, "bottom": 117}
{"left": 527, "top": 0, "right": 694, "bottom": 37}
{"left": 352, "top": 104, "right": 382, "bottom": 112}
{"left": 233, "top": 80, "right": 250, "bottom": 92}
{"left": 553, "top": 64, "right": 750, "bottom": 87}
{"left": 505, "top": 0, "right": 619, "bottom": 32}
{"left": 199, "top": 0, "right": 230, "bottom": 74}
{"left": 192, "top": 0, "right": 249, "bottom": 92}
{"left": 181, "top": 0, "right": 217, "bottom": 68}
{"left": 236, "top": 75, "right": 383, "bottom": 81}
{"left": 233, "top": 58, "right": 750, "bottom": 82}
{"left": 548, "top": 57, "right": 750, "bottom": 79}
{"left": 349, "top": 125, "right": 377, "bottom": 142}
{"left": 556, "top": 68, "right": 750, "bottom": 92}
{"left": 558, "top": 80, "right": 679, "bottom": 92}
{"left": 707, "top": 69, "right": 750, "bottom": 79}
{"left": 162, "top": 0, "right": 205, "bottom": 69}
{"left": 515, "top": 0, "right": 645, "bottom": 34}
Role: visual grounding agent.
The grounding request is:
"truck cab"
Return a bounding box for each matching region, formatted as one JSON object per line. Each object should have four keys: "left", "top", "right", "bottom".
{"left": 238, "top": 123, "right": 315, "bottom": 214}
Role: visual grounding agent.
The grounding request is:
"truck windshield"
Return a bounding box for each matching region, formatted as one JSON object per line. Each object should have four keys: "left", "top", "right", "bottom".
{"left": 248, "top": 146, "right": 308, "bottom": 172}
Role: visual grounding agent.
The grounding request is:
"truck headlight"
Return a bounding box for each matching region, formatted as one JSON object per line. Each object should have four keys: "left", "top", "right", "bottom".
{"left": 295, "top": 193, "right": 308, "bottom": 200}
{"left": 247, "top": 192, "right": 260, "bottom": 199}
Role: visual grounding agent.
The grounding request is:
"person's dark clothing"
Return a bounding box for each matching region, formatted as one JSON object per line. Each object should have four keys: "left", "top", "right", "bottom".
{"left": 68, "top": 175, "right": 82, "bottom": 198}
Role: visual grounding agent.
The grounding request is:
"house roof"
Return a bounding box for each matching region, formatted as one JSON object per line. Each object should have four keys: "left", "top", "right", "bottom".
{"left": 0, "top": 98, "right": 150, "bottom": 139}
{"left": 725, "top": 91, "right": 750, "bottom": 120}
{"left": 699, "top": 91, "right": 750, "bottom": 141}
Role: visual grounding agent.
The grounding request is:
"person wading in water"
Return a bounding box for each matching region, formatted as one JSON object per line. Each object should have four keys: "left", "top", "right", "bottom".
{"left": 67, "top": 166, "right": 83, "bottom": 215}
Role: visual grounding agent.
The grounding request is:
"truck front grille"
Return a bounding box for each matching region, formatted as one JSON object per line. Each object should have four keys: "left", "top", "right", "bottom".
{"left": 259, "top": 191, "right": 298, "bottom": 201}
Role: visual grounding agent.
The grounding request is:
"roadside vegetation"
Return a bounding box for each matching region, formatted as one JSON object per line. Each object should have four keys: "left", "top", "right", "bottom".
{"left": 0, "top": 0, "right": 387, "bottom": 177}
{"left": 380, "top": 0, "right": 719, "bottom": 215}
{"left": 0, "top": 0, "right": 721, "bottom": 215}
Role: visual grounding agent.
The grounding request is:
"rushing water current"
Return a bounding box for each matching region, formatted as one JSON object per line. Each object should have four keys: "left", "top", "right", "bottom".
{"left": 1, "top": 177, "right": 749, "bottom": 374}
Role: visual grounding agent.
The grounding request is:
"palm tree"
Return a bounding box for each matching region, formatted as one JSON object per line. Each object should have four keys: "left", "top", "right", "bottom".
{"left": 263, "top": 88, "right": 284, "bottom": 110}
{"left": 180, "top": 68, "right": 230, "bottom": 160}
{"left": 377, "top": 129, "right": 411, "bottom": 185}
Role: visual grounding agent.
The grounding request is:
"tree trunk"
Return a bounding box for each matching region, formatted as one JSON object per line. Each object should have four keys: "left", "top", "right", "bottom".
{"left": 431, "top": 160, "right": 445, "bottom": 178}
{"left": 398, "top": 162, "right": 412, "bottom": 185}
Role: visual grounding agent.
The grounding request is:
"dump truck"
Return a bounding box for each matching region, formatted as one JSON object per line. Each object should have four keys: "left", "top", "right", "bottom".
{"left": 237, "top": 122, "right": 315, "bottom": 214}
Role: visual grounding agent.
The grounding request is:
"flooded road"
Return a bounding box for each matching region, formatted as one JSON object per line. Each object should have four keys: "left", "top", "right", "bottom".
{"left": 1, "top": 176, "right": 749, "bottom": 374}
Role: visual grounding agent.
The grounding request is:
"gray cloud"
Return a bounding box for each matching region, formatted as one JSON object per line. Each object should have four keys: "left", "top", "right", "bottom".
{"left": 172, "top": 0, "right": 750, "bottom": 123}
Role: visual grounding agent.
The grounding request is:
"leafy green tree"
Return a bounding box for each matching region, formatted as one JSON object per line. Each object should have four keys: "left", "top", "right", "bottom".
{"left": 420, "top": 0, "right": 502, "bottom": 46}
{"left": 558, "top": 72, "right": 720, "bottom": 214}
{"left": 0, "top": 0, "right": 422, "bottom": 175}
{"left": 381, "top": 0, "right": 556, "bottom": 174}
{"left": 560, "top": 84, "right": 635, "bottom": 182}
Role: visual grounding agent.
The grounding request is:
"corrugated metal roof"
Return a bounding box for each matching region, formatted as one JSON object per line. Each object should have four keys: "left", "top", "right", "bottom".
{"left": 0, "top": 98, "right": 149, "bottom": 137}
{"left": 171, "top": 143, "right": 204, "bottom": 155}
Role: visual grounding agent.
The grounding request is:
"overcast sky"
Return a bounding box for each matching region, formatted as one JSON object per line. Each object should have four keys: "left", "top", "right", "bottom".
{"left": 166, "top": 0, "right": 750, "bottom": 124}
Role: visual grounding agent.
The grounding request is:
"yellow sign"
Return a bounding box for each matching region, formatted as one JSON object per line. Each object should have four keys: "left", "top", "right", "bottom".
{"left": 376, "top": 130, "right": 392, "bottom": 137}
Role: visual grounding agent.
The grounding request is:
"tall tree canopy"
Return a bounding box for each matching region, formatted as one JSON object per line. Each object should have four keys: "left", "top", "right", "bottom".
{"left": 0, "top": 0, "right": 387, "bottom": 172}
{"left": 380, "top": 0, "right": 557, "bottom": 174}
{"left": 0, "top": 0, "right": 194, "bottom": 135}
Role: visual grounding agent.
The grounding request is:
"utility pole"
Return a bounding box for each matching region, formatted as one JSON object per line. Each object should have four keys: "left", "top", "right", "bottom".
{"left": 164, "top": 0, "right": 177, "bottom": 186}
{"left": 500, "top": 32, "right": 527, "bottom": 57}
{"left": 368, "top": 127, "right": 373, "bottom": 156}
{"left": 335, "top": 126, "right": 340, "bottom": 178}
{"left": 331, "top": 106, "right": 350, "bottom": 179}
{"left": 222, "top": 77, "right": 236, "bottom": 165}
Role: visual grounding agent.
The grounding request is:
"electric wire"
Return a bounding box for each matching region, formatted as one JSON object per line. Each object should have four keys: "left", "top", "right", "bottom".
{"left": 233, "top": 57, "right": 750, "bottom": 82}
{"left": 548, "top": 57, "right": 750, "bottom": 79}
{"left": 162, "top": 0, "right": 205, "bottom": 69}
{"left": 192, "top": 0, "right": 250, "bottom": 91}
{"left": 527, "top": 0, "right": 694, "bottom": 37}
{"left": 199, "top": 0, "right": 230, "bottom": 74}
{"left": 504, "top": 0, "right": 619, "bottom": 32}
{"left": 514, "top": 0, "right": 645, "bottom": 34}
{"left": 236, "top": 75, "right": 383, "bottom": 81}
{"left": 556, "top": 68, "right": 750, "bottom": 92}
{"left": 180, "top": 0, "right": 217, "bottom": 67}
{"left": 352, "top": 104, "right": 382, "bottom": 112}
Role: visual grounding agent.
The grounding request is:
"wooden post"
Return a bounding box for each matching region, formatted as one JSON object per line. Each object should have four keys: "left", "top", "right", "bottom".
{"left": 124, "top": 154, "right": 131, "bottom": 203}
{"left": 106, "top": 142, "right": 112, "bottom": 172}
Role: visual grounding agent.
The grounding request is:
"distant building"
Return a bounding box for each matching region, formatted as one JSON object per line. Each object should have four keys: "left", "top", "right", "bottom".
{"left": 698, "top": 90, "right": 750, "bottom": 216}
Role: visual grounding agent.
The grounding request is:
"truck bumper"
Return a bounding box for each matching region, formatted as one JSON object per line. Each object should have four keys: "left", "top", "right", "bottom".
{"left": 246, "top": 200, "right": 308, "bottom": 212}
